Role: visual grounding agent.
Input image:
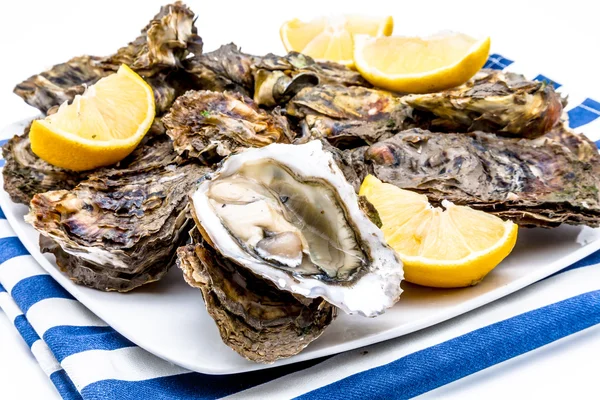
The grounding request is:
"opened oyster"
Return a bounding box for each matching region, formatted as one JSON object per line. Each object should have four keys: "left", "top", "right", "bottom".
{"left": 190, "top": 140, "right": 404, "bottom": 317}
{"left": 163, "top": 90, "right": 293, "bottom": 164}
{"left": 403, "top": 69, "right": 563, "bottom": 138}
{"left": 26, "top": 135, "right": 209, "bottom": 291}
{"left": 343, "top": 126, "right": 600, "bottom": 228}
{"left": 177, "top": 239, "right": 335, "bottom": 363}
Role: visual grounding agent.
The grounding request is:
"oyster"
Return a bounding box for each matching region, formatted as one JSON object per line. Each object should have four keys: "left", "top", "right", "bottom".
{"left": 253, "top": 52, "right": 369, "bottom": 107}
{"left": 183, "top": 44, "right": 369, "bottom": 106}
{"left": 25, "top": 135, "right": 209, "bottom": 291}
{"left": 344, "top": 127, "right": 600, "bottom": 228}
{"left": 97, "top": 1, "right": 203, "bottom": 75}
{"left": 2, "top": 118, "right": 167, "bottom": 205}
{"left": 190, "top": 140, "right": 404, "bottom": 317}
{"left": 182, "top": 43, "right": 259, "bottom": 97}
{"left": 13, "top": 56, "right": 111, "bottom": 114}
{"left": 286, "top": 85, "right": 411, "bottom": 147}
{"left": 14, "top": 2, "right": 201, "bottom": 114}
{"left": 177, "top": 240, "right": 335, "bottom": 363}
{"left": 2, "top": 124, "right": 83, "bottom": 205}
{"left": 163, "top": 90, "right": 293, "bottom": 164}
{"left": 403, "top": 69, "right": 563, "bottom": 138}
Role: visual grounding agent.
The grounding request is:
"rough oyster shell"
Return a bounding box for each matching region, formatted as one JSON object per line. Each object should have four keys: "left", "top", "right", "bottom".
{"left": 97, "top": 1, "right": 203, "bottom": 75}
{"left": 177, "top": 240, "right": 335, "bottom": 363}
{"left": 14, "top": 2, "right": 201, "bottom": 114}
{"left": 163, "top": 90, "right": 294, "bottom": 164}
{"left": 25, "top": 135, "right": 209, "bottom": 291}
{"left": 286, "top": 85, "right": 412, "bottom": 147}
{"left": 342, "top": 126, "right": 600, "bottom": 228}
{"left": 190, "top": 140, "right": 404, "bottom": 317}
{"left": 2, "top": 123, "right": 84, "bottom": 204}
{"left": 182, "top": 43, "right": 259, "bottom": 97}
{"left": 2, "top": 119, "right": 166, "bottom": 205}
{"left": 252, "top": 52, "right": 369, "bottom": 107}
{"left": 403, "top": 69, "right": 564, "bottom": 138}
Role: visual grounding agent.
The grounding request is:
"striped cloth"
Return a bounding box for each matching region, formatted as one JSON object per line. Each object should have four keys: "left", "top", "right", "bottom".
{"left": 1, "top": 54, "right": 600, "bottom": 400}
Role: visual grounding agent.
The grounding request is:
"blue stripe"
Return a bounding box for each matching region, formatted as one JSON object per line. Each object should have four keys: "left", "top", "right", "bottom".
{"left": 50, "top": 369, "right": 83, "bottom": 400}
{"left": 11, "top": 274, "right": 74, "bottom": 314}
{"left": 0, "top": 206, "right": 6, "bottom": 220}
{"left": 483, "top": 54, "right": 514, "bottom": 70}
{"left": 44, "top": 326, "right": 135, "bottom": 363}
{"left": 596, "top": 139, "right": 600, "bottom": 149}
{"left": 568, "top": 98, "right": 600, "bottom": 129}
{"left": 0, "top": 139, "right": 9, "bottom": 146}
{"left": 533, "top": 74, "right": 562, "bottom": 89}
{"left": 81, "top": 357, "right": 331, "bottom": 400}
{"left": 0, "top": 159, "right": 5, "bottom": 168}
{"left": 296, "top": 289, "right": 600, "bottom": 400}
{"left": 0, "top": 283, "right": 5, "bottom": 292}
{"left": 14, "top": 314, "right": 40, "bottom": 348}
{"left": 0, "top": 236, "right": 29, "bottom": 264}
{"left": 551, "top": 249, "right": 600, "bottom": 278}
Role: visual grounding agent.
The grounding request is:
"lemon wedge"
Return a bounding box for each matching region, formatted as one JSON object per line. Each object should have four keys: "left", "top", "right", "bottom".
{"left": 30, "top": 64, "right": 155, "bottom": 171}
{"left": 280, "top": 15, "right": 393, "bottom": 67}
{"left": 353, "top": 32, "right": 491, "bottom": 93}
{"left": 360, "top": 175, "right": 517, "bottom": 288}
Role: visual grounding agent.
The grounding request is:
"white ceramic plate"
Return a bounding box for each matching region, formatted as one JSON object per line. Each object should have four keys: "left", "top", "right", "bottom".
{"left": 3, "top": 119, "right": 600, "bottom": 375}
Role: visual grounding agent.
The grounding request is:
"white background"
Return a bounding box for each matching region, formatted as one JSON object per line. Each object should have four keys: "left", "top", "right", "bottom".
{"left": 0, "top": 0, "right": 599, "bottom": 398}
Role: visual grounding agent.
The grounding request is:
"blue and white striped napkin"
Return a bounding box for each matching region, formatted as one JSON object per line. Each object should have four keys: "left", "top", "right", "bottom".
{"left": 1, "top": 54, "right": 600, "bottom": 400}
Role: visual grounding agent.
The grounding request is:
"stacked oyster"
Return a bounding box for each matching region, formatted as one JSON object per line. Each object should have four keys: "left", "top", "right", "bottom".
{"left": 5, "top": 1, "right": 600, "bottom": 363}
{"left": 12, "top": 1, "right": 209, "bottom": 292}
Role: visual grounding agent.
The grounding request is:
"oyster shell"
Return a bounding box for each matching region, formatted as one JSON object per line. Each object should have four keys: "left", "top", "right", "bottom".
{"left": 183, "top": 44, "right": 369, "bottom": 107}
{"left": 13, "top": 56, "right": 111, "bottom": 114}
{"left": 177, "top": 240, "right": 335, "bottom": 363}
{"left": 190, "top": 140, "right": 404, "bottom": 317}
{"left": 253, "top": 52, "right": 369, "bottom": 107}
{"left": 403, "top": 69, "right": 563, "bottom": 138}
{"left": 182, "top": 43, "right": 259, "bottom": 97}
{"left": 14, "top": 2, "right": 201, "bottom": 114}
{"left": 2, "top": 124, "right": 84, "bottom": 204}
{"left": 286, "top": 85, "right": 412, "bottom": 147}
{"left": 163, "top": 90, "right": 293, "bottom": 164}
{"left": 97, "top": 1, "right": 203, "bottom": 75}
{"left": 25, "top": 135, "right": 209, "bottom": 291}
{"left": 2, "top": 118, "right": 167, "bottom": 205}
{"left": 343, "top": 126, "right": 600, "bottom": 228}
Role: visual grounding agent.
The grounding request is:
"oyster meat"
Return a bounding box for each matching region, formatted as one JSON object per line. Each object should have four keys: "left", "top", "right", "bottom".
{"left": 403, "top": 69, "right": 564, "bottom": 138}
{"left": 14, "top": 1, "right": 201, "bottom": 114}
{"left": 26, "top": 135, "right": 209, "bottom": 291}
{"left": 343, "top": 127, "right": 600, "bottom": 228}
{"left": 163, "top": 90, "right": 293, "bottom": 164}
{"left": 177, "top": 239, "right": 335, "bottom": 363}
{"left": 190, "top": 140, "right": 404, "bottom": 317}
